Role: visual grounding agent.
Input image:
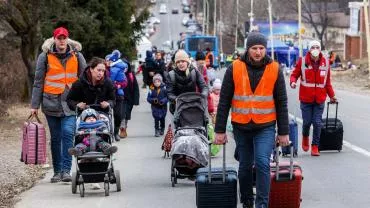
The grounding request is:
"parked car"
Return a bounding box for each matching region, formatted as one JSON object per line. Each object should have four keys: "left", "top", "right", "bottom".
{"left": 182, "top": 5, "right": 190, "bottom": 13}
{"left": 147, "top": 16, "right": 160, "bottom": 24}
{"left": 172, "top": 8, "right": 179, "bottom": 14}
{"left": 181, "top": 0, "right": 189, "bottom": 6}
{"left": 182, "top": 16, "right": 189, "bottom": 26}
{"left": 159, "top": 4, "right": 167, "bottom": 14}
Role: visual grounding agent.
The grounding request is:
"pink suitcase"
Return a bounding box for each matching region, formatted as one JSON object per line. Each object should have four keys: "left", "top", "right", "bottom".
{"left": 20, "top": 114, "right": 47, "bottom": 164}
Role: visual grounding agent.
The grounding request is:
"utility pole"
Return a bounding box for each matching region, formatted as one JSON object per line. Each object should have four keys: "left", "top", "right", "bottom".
{"left": 219, "top": 0, "right": 223, "bottom": 52}
{"left": 203, "top": 0, "right": 206, "bottom": 34}
{"left": 363, "top": 0, "right": 370, "bottom": 80}
{"left": 213, "top": 0, "right": 217, "bottom": 36}
{"left": 249, "top": 0, "right": 254, "bottom": 32}
{"left": 298, "top": 0, "right": 303, "bottom": 57}
{"left": 268, "top": 0, "right": 274, "bottom": 59}
{"left": 235, "top": 0, "right": 239, "bottom": 50}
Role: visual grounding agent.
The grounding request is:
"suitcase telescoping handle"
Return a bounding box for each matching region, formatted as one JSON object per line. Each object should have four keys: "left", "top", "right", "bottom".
{"left": 274, "top": 142, "right": 294, "bottom": 181}
{"left": 208, "top": 142, "right": 226, "bottom": 184}
{"left": 326, "top": 101, "right": 339, "bottom": 128}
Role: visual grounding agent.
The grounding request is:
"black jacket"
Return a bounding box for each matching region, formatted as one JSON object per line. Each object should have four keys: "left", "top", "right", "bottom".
{"left": 215, "top": 53, "right": 289, "bottom": 135}
{"left": 67, "top": 69, "right": 116, "bottom": 111}
{"left": 166, "top": 66, "right": 209, "bottom": 102}
{"left": 124, "top": 61, "right": 140, "bottom": 106}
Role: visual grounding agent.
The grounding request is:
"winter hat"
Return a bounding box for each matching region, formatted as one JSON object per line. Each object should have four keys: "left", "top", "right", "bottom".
{"left": 175, "top": 49, "right": 190, "bottom": 63}
{"left": 195, "top": 51, "right": 206, "bottom": 61}
{"left": 108, "top": 50, "right": 121, "bottom": 62}
{"left": 81, "top": 108, "right": 98, "bottom": 121}
{"left": 153, "top": 73, "right": 163, "bottom": 83}
{"left": 308, "top": 40, "right": 321, "bottom": 50}
{"left": 213, "top": 78, "right": 222, "bottom": 90}
{"left": 246, "top": 32, "right": 267, "bottom": 50}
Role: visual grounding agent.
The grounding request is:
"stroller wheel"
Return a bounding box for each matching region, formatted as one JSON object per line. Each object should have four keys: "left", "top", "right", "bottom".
{"left": 79, "top": 183, "right": 85, "bottom": 197}
{"left": 114, "top": 170, "right": 121, "bottom": 192}
{"left": 71, "top": 172, "right": 77, "bottom": 194}
{"left": 104, "top": 182, "right": 110, "bottom": 196}
{"left": 171, "top": 174, "right": 175, "bottom": 187}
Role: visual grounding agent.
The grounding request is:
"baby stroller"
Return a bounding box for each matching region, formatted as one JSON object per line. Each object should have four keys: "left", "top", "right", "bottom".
{"left": 170, "top": 92, "right": 209, "bottom": 187}
{"left": 71, "top": 104, "right": 121, "bottom": 197}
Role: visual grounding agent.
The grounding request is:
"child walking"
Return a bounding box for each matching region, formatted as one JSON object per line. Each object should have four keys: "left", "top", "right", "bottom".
{"left": 147, "top": 74, "right": 168, "bottom": 137}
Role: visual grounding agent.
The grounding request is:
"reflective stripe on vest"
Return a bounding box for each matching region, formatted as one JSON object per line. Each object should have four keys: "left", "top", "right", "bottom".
{"left": 44, "top": 53, "right": 78, "bottom": 94}
{"left": 231, "top": 59, "right": 278, "bottom": 124}
{"left": 301, "top": 58, "right": 329, "bottom": 88}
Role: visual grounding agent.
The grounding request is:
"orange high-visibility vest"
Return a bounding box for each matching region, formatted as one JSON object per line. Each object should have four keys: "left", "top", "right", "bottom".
{"left": 44, "top": 53, "right": 78, "bottom": 94}
{"left": 205, "top": 52, "right": 212, "bottom": 66}
{"left": 231, "top": 59, "right": 278, "bottom": 124}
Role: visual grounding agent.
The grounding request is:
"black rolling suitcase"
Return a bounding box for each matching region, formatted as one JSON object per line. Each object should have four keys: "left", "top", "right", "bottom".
{"left": 319, "top": 102, "right": 343, "bottom": 152}
{"left": 195, "top": 144, "right": 237, "bottom": 208}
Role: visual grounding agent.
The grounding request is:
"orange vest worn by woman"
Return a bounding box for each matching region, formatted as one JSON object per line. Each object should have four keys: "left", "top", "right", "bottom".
{"left": 231, "top": 59, "right": 278, "bottom": 124}
{"left": 44, "top": 53, "right": 78, "bottom": 94}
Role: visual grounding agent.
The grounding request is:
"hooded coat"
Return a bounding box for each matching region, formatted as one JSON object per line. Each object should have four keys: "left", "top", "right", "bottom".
{"left": 147, "top": 83, "right": 168, "bottom": 119}
{"left": 31, "top": 37, "right": 87, "bottom": 117}
{"left": 109, "top": 59, "right": 128, "bottom": 96}
{"left": 66, "top": 68, "right": 116, "bottom": 111}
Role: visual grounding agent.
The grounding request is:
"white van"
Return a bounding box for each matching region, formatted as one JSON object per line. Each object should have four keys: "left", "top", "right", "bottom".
{"left": 136, "top": 36, "right": 153, "bottom": 63}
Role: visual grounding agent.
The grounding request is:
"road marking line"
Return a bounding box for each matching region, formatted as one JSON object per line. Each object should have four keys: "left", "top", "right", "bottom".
{"left": 289, "top": 113, "right": 370, "bottom": 158}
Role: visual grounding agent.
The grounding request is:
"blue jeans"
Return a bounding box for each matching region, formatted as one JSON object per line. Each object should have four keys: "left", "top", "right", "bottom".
{"left": 300, "top": 102, "right": 325, "bottom": 145}
{"left": 233, "top": 125, "right": 276, "bottom": 208}
{"left": 45, "top": 115, "right": 76, "bottom": 174}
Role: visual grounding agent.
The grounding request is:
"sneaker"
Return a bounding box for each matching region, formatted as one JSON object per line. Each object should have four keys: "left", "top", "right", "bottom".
{"left": 160, "top": 128, "right": 164, "bottom": 136}
{"left": 119, "top": 127, "right": 127, "bottom": 138}
{"left": 311, "top": 145, "right": 320, "bottom": 156}
{"left": 61, "top": 172, "right": 72, "bottom": 182}
{"left": 103, "top": 146, "right": 118, "bottom": 155}
{"left": 68, "top": 148, "right": 82, "bottom": 156}
{"left": 155, "top": 129, "right": 160, "bottom": 137}
{"left": 90, "top": 183, "right": 101, "bottom": 190}
{"left": 302, "top": 136, "right": 310, "bottom": 152}
{"left": 50, "top": 173, "right": 62, "bottom": 183}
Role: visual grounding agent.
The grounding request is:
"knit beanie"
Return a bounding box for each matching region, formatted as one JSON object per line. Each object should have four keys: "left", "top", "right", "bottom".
{"left": 308, "top": 40, "right": 321, "bottom": 50}
{"left": 213, "top": 81, "right": 222, "bottom": 90}
{"left": 175, "top": 49, "right": 190, "bottom": 63}
{"left": 153, "top": 73, "right": 163, "bottom": 83}
{"left": 246, "top": 32, "right": 267, "bottom": 50}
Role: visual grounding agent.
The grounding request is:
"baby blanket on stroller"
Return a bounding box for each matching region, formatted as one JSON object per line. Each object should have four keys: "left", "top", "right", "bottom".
{"left": 171, "top": 128, "right": 209, "bottom": 167}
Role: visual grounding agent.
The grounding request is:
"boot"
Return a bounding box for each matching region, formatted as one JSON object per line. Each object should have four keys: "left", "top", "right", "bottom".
{"left": 155, "top": 129, "right": 160, "bottom": 137}
{"left": 302, "top": 136, "right": 310, "bottom": 152}
{"left": 119, "top": 127, "right": 127, "bottom": 138}
{"left": 311, "top": 145, "right": 320, "bottom": 156}
{"left": 115, "top": 134, "right": 121, "bottom": 142}
{"left": 103, "top": 146, "right": 118, "bottom": 155}
{"left": 160, "top": 128, "right": 164, "bottom": 136}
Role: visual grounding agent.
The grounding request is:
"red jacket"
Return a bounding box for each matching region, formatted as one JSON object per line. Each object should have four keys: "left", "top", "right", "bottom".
{"left": 290, "top": 53, "right": 335, "bottom": 104}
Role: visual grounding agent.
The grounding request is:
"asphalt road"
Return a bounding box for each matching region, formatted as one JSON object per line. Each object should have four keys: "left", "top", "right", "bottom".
{"left": 15, "top": 0, "right": 370, "bottom": 207}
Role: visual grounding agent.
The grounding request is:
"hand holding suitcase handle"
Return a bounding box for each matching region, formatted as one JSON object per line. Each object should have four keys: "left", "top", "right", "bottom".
{"left": 27, "top": 113, "right": 42, "bottom": 124}
{"left": 208, "top": 141, "right": 226, "bottom": 184}
{"left": 274, "top": 142, "right": 294, "bottom": 181}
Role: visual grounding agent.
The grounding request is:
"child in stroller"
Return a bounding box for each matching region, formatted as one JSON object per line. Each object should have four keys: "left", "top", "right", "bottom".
{"left": 170, "top": 92, "right": 209, "bottom": 186}
{"left": 70, "top": 106, "right": 121, "bottom": 197}
{"left": 68, "top": 108, "right": 117, "bottom": 156}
